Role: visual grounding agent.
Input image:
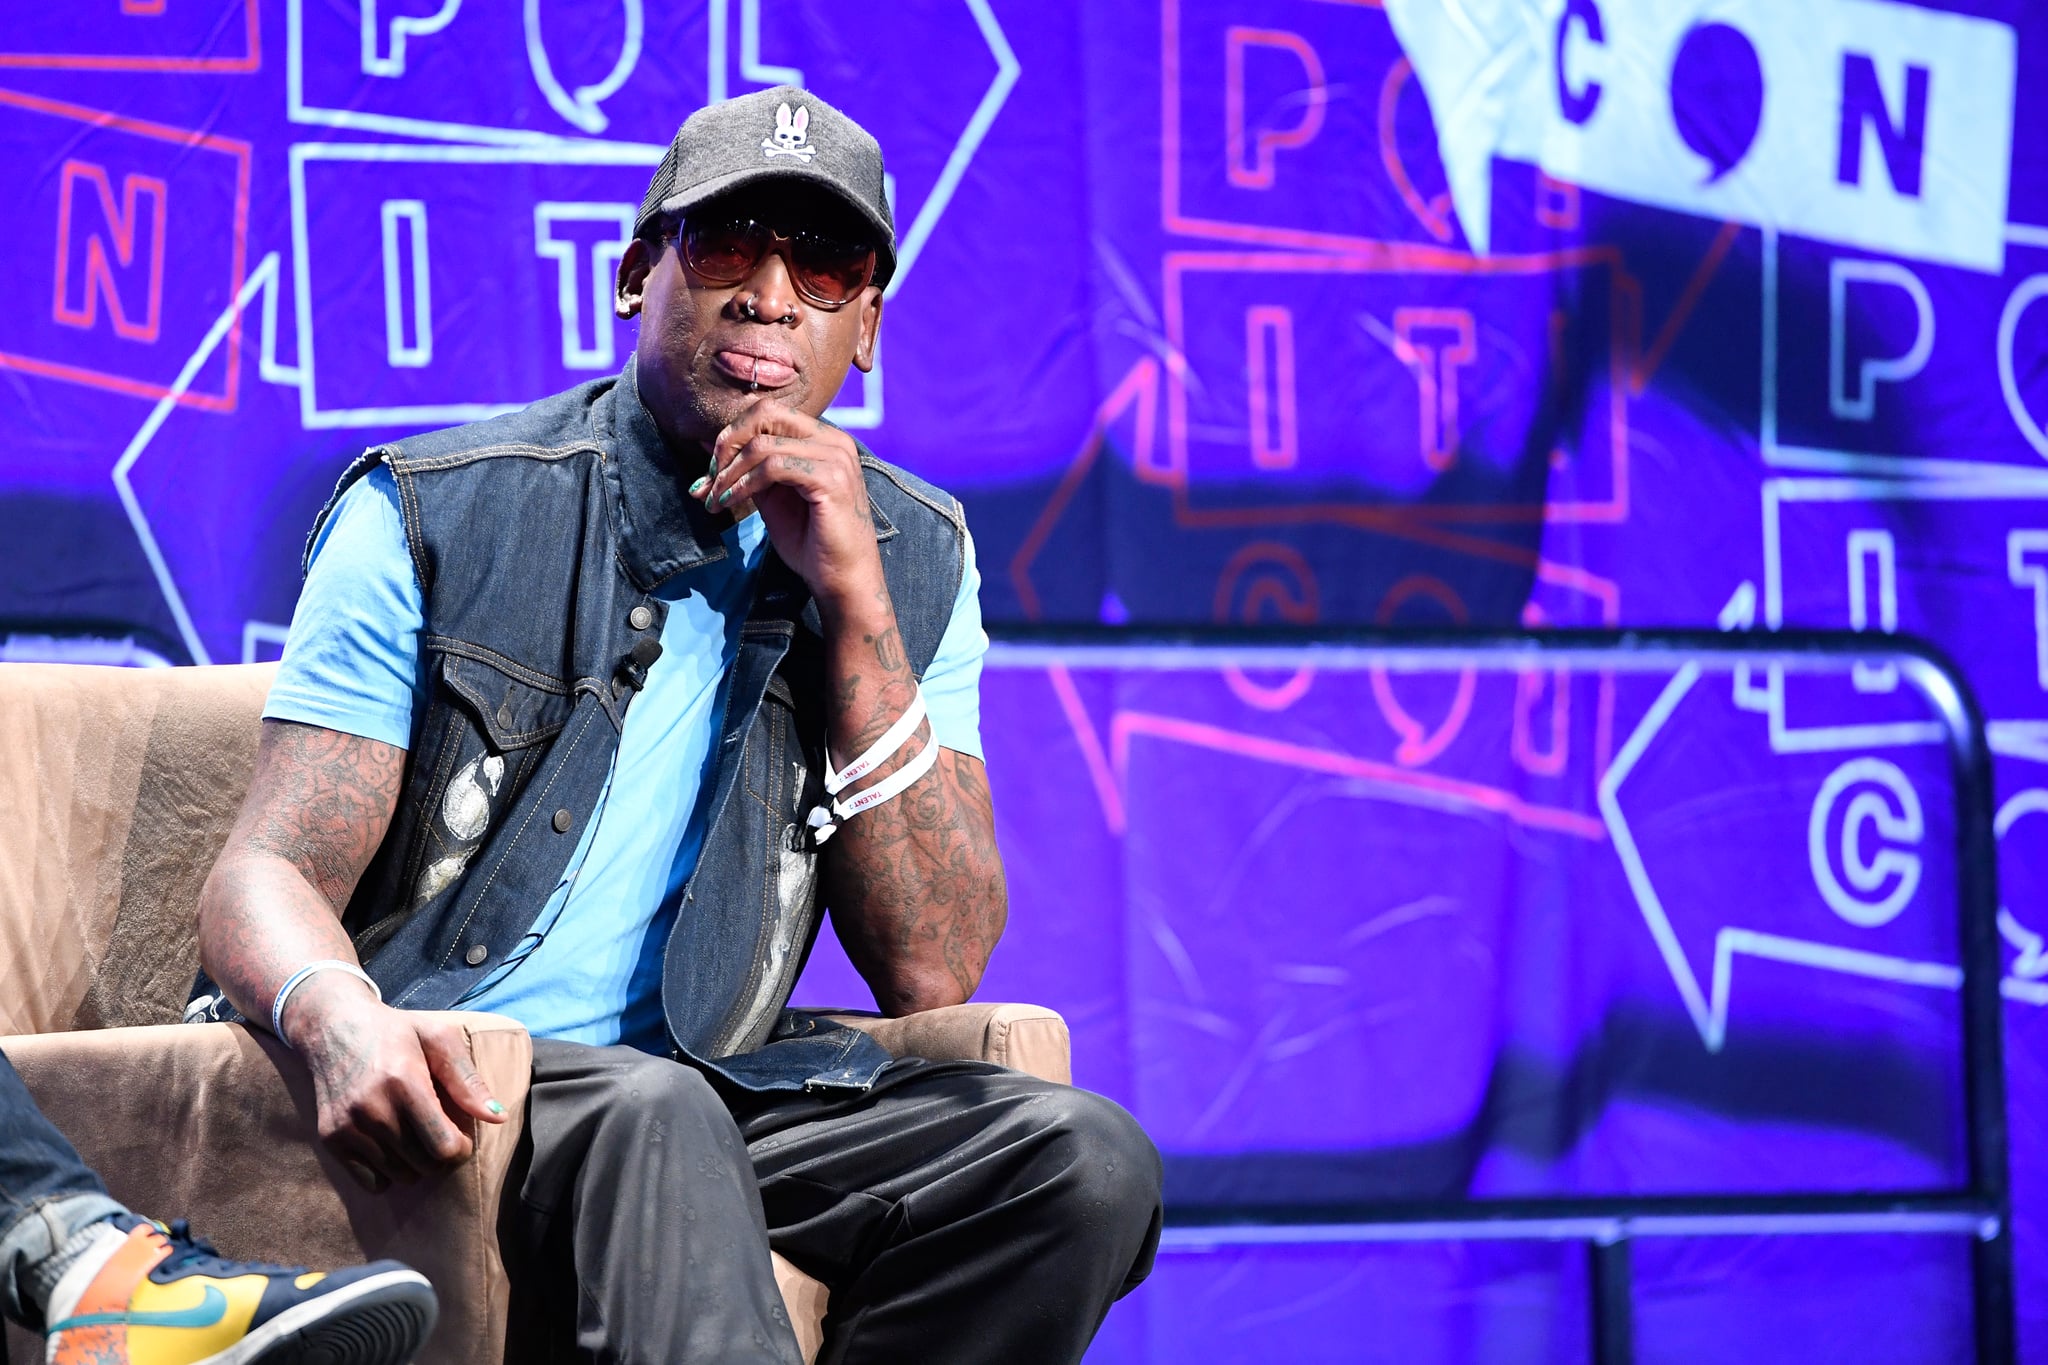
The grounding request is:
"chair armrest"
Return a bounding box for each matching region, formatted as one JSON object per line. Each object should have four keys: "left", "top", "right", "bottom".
{"left": 0, "top": 1013, "right": 530, "bottom": 1365}
{"left": 822, "top": 1003, "right": 1071, "bottom": 1084}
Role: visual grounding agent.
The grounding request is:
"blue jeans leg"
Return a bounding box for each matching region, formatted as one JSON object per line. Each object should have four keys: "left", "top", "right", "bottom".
{"left": 0, "top": 1049, "right": 123, "bottom": 1328}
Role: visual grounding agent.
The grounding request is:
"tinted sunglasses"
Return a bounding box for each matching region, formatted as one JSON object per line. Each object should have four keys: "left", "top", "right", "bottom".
{"left": 669, "top": 217, "right": 877, "bottom": 308}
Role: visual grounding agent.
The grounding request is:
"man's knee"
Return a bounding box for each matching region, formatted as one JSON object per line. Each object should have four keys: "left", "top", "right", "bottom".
{"left": 1025, "top": 1085, "right": 1163, "bottom": 1226}
{"left": 544, "top": 1043, "right": 737, "bottom": 1147}
{"left": 606, "top": 1050, "right": 727, "bottom": 1124}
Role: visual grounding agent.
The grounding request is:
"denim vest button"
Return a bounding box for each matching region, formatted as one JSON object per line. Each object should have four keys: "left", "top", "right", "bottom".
{"left": 629, "top": 605, "right": 654, "bottom": 631}
{"left": 465, "top": 943, "right": 489, "bottom": 966}
{"left": 552, "top": 807, "right": 574, "bottom": 833}
{"left": 497, "top": 702, "right": 514, "bottom": 728}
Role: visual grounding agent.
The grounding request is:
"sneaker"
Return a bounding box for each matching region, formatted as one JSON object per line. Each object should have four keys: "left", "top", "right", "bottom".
{"left": 43, "top": 1218, "right": 437, "bottom": 1365}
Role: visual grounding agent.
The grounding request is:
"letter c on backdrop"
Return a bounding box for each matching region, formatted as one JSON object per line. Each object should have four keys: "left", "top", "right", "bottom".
{"left": 1555, "top": 0, "right": 1604, "bottom": 126}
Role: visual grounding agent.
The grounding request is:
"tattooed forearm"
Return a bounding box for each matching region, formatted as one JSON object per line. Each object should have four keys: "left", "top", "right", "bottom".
{"left": 865, "top": 625, "right": 905, "bottom": 673}
{"left": 822, "top": 598, "right": 1007, "bottom": 1013}
{"left": 197, "top": 719, "right": 404, "bottom": 1024}
{"left": 241, "top": 722, "right": 405, "bottom": 909}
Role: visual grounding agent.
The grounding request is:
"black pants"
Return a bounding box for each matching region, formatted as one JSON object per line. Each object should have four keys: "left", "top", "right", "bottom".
{"left": 502, "top": 1041, "right": 1163, "bottom": 1365}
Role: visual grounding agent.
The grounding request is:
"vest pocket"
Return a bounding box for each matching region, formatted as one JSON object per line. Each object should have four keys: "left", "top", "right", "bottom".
{"left": 439, "top": 650, "right": 574, "bottom": 751}
{"left": 400, "top": 650, "right": 575, "bottom": 913}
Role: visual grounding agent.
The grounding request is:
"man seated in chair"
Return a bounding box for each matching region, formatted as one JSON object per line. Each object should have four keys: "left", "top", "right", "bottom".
{"left": 187, "top": 87, "right": 1161, "bottom": 1365}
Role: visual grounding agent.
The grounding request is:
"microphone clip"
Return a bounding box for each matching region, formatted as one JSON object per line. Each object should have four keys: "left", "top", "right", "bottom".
{"left": 614, "top": 635, "right": 664, "bottom": 695}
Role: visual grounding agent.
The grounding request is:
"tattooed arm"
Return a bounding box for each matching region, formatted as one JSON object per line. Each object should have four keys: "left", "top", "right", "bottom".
{"left": 699, "top": 399, "right": 1007, "bottom": 1015}
{"left": 198, "top": 720, "right": 505, "bottom": 1191}
{"left": 816, "top": 598, "right": 1008, "bottom": 1015}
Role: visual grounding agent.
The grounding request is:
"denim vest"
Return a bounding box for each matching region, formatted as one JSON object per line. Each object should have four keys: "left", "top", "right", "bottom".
{"left": 194, "top": 362, "right": 967, "bottom": 1094}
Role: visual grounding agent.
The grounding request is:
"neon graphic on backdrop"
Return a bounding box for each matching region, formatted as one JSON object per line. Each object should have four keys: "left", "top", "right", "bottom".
{"left": 1390, "top": 307, "right": 1475, "bottom": 472}
{"left": 0, "top": 86, "right": 249, "bottom": 411}
{"left": 1601, "top": 663, "right": 1962, "bottom": 1054}
{"left": 1998, "top": 791, "right": 2048, "bottom": 1006}
{"left": 2011, "top": 531, "right": 2048, "bottom": 690}
{"left": 1827, "top": 259, "right": 1934, "bottom": 422}
{"left": 1846, "top": 529, "right": 1898, "bottom": 693}
{"left": 108, "top": 255, "right": 283, "bottom": 664}
{"left": 285, "top": 0, "right": 1016, "bottom": 436}
{"left": 359, "top": 0, "right": 460, "bottom": 78}
{"left": 1243, "top": 307, "right": 1297, "bottom": 471}
{"left": 52, "top": 161, "right": 167, "bottom": 345}
{"left": 0, "top": 0, "right": 259, "bottom": 73}
{"left": 1808, "top": 756, "right": 1923, "bottom": 929}
{"left": 532, "top": 202, "right": 636, "bottom": 371}
{"left": 1163, "top": 248, "right": 1631, "bottom": 533}
{"left": 378, "top": 200, "right": 431, "bottom": 369}
{"left": 1997, "top": 271, "right": 2048, "bottom": 463}
{"left": 525, "top": 0, "right": 642, "bottom": 134}
{"left": 1223, "top": 28, "right": 1325, "bottom": 191}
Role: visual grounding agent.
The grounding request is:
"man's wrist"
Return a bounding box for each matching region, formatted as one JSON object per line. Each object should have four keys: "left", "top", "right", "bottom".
{"left": 815, "top": 576, "right": 897, "bottom": 642}
{"left": 279, "top": 968, "right": 381, "bottom": 1051}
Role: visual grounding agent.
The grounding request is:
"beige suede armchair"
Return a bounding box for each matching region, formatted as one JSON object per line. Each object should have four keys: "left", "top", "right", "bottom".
{"left": 0, "top": 661, "right": 1072, "bottom": 1364}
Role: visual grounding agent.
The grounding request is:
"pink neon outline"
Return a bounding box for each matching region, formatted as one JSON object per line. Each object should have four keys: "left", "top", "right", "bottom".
{"left": 1534, "top": 560, "right": 1620, "bottom": 779}
{"left": 122, "top": 0, "right": 167, "bottom": 13}
{"left": 1391, "top": 306, "right": 1476, "bottom": 473}
{"left": 1511, "top": 666, "right": 1570, "bottom": 777}
{"left": 1535, "top": 172, "right": 1580, "bottom": 231}
{"left": 1162, "top": 249, "right": 1630, "bottom": 534}
{"left": 1008, "top": 357, "right": 1160, "bottom": 621}
{"left": 1244, "top": 305, "right": 1297, "bottom": 470}
{"left": 1368, "top": 573, "right": 1476, "bottom": 767}
{"left": 53, "top": 160, "right": 168, "bottom": 344}
{"left": 1165, "top": 0, "right": 1428, "bottom": 253}
{"left": 1049, "top": 664, "right": 1127, "bottom": 834}
{"left": 0, "top": 0, "right": 259, "bottom": 72}
{"left": 1511, "top": 603, "right": 1569, "bottom": 777}
{"left": 1040, "top": 560, "right": 1618, "bottom": 838}
{"left": 1631, "top": 219, "right": 1740, "bottom": 395}
{"left": 1213, "top": 541, "right": 1318, "bottom": 711}
{"left": 0, "top": 86, "right": 249, "bottom": 412}
{"left": 1224, "top": 28, "right": 1327, "bottom": 191}
{"left": 1111, "top": 710, "right": 1606, "bottom": 842}
{"left": 1378, "top": 57, "right": 1456, "bottom": 243}
{"left": 1001, "top": 240, "right": 1630, "bottom": 835}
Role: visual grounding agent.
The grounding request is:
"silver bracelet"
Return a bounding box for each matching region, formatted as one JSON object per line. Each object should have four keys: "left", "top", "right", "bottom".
{"left": 270, "top": 960, "right": 381, "bottom": 1046}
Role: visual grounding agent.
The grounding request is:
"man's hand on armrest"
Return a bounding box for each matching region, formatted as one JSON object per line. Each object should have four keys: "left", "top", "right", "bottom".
{"left": 197, "top": 720, "right": 507, "bottom": 1193}
{"left": 286, "top": 977, "right": 507, "bottom": 1191}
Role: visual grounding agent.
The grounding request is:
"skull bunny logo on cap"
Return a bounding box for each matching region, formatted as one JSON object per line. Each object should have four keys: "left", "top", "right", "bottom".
{"left": 762, "top": 102, "right": 816, "bottom": 162}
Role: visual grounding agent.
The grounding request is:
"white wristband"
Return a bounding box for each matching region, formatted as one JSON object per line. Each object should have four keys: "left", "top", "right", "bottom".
{"left": 809, "top": 685, "right": 937, "bottom": 844}
{"left": 270, "top": 960, "right": 380, "bottom": 1046}
{"left": 825, "top": 686, "right": 927, "bottom": 795}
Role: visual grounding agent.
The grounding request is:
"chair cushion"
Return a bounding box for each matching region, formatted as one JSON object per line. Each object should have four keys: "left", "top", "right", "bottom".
{"left": 0, "top": 662, "right": 275, "bottom": 1033}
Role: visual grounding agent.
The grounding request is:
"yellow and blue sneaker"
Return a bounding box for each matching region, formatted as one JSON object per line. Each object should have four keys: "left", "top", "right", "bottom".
{"left": 42, "top": 1218, "right": 436, "bottom": 1365}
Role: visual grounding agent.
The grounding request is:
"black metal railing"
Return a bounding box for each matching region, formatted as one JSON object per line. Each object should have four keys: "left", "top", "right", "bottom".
{"left": 985, "top": 625, "right": 2011, "bottom": 1365}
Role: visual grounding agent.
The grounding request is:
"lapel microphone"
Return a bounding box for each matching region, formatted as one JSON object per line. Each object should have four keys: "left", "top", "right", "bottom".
{"left": 615, "top": 635, "right": 664, "bottom": 694}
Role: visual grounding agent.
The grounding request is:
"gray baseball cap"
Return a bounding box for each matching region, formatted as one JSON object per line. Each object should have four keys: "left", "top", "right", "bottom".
{"left": 635, "top": 85, "right": 896, "bottom": 287}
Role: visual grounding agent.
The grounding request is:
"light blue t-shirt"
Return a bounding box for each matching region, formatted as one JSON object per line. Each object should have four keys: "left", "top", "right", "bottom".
{"left": 263, "top": 464, "right": 987, "bottom": 1052}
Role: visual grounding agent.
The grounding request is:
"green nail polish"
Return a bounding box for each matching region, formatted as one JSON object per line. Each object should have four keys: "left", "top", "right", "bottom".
{"left": 718, "top": 487, "right": 733, "bottom": 507}
{"left": 487, "top": 1099, "right": 506, "bottom": 1115}
{"left": 689, "top": 477, "right": 707, "bottom": 496}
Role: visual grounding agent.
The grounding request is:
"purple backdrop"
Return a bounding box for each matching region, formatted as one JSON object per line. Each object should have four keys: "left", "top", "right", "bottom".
{"left": 1, "top": 1, "right": 2045, "bottom": 1359}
